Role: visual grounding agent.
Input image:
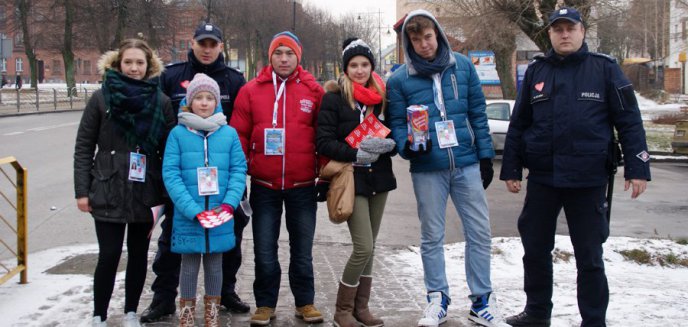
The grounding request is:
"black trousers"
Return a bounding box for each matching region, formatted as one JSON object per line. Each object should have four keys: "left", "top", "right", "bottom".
{"left": 93, "top": 220, "right": 153, "bottom": 320}
{"left": 150, "top": 198, "right": 250, "bottom": 302}
{"left": 518, "top": 181, "right": 609, "bottom": 327}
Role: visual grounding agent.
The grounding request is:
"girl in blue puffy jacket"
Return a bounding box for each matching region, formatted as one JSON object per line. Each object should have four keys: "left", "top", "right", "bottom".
{"left": 162, "top": 73, "right": 247, "bottom": 326}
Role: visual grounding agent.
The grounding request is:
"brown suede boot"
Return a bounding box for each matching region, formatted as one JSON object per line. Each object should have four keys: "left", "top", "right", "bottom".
{"left": 179, "top": 298, "right": 196, "bottom": 327}
{"left": 333, "top": 281, "right": 359, "bottom": 327}
{"left": 353, "top": 276, "right": 384, "bottom": 327}
{"left": 204, "top": 295, "right": 221, "bottom": 327}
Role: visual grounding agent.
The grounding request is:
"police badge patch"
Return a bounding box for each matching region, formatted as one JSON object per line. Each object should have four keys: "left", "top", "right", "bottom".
{"left": 636, "top": 150, "right": 650, "bottom": 162}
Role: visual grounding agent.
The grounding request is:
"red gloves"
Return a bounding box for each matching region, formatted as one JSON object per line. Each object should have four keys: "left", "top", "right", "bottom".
{"left": 196, "top": 204, "right": 234, "bottom": 229}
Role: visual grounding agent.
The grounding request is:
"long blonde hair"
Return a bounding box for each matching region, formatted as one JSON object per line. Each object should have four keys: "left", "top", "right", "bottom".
{"left": 339, "top": 72, "right": 386, "bottom": 114}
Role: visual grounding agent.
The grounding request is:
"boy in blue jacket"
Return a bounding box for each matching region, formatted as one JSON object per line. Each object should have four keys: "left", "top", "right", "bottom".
{"left": 162, "top": 73, "right": 247, "bottom": 326}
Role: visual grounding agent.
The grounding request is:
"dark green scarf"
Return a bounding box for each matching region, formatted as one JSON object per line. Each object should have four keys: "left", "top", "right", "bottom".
{"left": 102, "top": 69, "right": 165, "bottom": 154}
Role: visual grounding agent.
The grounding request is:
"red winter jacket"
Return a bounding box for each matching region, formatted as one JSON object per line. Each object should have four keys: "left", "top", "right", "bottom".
{"left": 230, "top": 65, "right": 324, "bottom": 190}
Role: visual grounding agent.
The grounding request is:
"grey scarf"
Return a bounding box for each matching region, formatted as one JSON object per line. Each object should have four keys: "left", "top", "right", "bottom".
{"left": 177, "top": 112, "right": 227, "bottom": 132}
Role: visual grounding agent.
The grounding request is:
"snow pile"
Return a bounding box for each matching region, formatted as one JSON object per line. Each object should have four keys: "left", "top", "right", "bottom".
{"left": 393, "top": 236, "right": 688, "bottom": 326}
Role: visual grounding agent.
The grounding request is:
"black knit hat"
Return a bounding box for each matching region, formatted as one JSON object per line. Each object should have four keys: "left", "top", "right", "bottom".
{"left": 342, "top": 38, "right": 375, "bottom": 72}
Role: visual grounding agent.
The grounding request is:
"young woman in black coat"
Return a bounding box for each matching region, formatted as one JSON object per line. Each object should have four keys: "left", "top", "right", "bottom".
{"left": 316, "top": 38, "right": 396, "bottom": 327}
{"left": 74, "top": 38, "right": 175, "bottom": 327}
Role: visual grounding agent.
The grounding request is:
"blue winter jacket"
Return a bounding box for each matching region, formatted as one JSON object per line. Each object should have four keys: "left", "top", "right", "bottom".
{"left": 387, "top": 52, "right": 495, "bottom": 173}
{"left": 500, "top": 43, "right": 651, "bottom": 188}
{"left": 163, "top": 99, "right": 247, "bottom": 254}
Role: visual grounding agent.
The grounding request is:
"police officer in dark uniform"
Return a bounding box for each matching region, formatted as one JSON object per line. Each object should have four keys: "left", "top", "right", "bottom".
{"left": 500, "top": 7, "right": 650, "bottom": 327}
{"left": 141, "top": 22, "right": 249, "bottom": 323}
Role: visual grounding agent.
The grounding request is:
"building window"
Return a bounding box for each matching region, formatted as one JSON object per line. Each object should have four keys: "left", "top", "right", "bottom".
{"left": 83, "top": 60, "right": 91, "bottom": 75}
{"left": 14, "top": 31, "right": 23, "bottom": 47}
{"left": 1, "top": 58, "right": 6, "bottom": 72}
{"left": 179, "top": 40, "right": 185, "bottom": 50}
{"left": 15, "top": 58, "right": 23, "bottom": 72}
{"left": 52, "top": 59, "right": 62, "bottom": 75}
{"left": 683, "top": 19, "right": 687, "bottom": 40}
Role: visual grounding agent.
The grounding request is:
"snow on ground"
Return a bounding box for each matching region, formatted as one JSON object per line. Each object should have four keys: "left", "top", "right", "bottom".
{"left": 1, "top": 237, "right": 687, "bottom": 326}
{"left": 635, "top": 92, "right": 686, "bottom": 121}
{"left": 390, "top": 236, "right": 688, "bottom": 326}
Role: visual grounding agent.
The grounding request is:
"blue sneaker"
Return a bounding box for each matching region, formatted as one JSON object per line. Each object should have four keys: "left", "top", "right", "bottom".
{"left": 469, "top": 292, "right": 504, "bottom": 327}
{"left": 417, "top": 292, "right": 449, "bottom": 327}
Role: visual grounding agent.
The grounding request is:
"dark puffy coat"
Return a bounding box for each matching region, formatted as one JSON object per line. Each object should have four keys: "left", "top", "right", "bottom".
{"left": 74, "top": 89, "right": 175, "bottom": 223}
{"left": 160, "top": 50, "right": 245, "bottom": 121}
{"left": 500, "top": 43, "right": 651, "bottom": 187}
{"left": 316, "top": 83, "right": 397, "bottom": 196}
{"left": 73, "top": 50, "right": 175, "bottom": 223}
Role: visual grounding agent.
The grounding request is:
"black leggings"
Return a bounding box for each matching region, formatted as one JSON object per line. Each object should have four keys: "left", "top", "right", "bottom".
{"left": 93, "top": 220, "right": 152, "bottom": 320}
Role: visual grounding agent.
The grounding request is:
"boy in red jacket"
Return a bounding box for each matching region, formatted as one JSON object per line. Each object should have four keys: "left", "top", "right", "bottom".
{"left": 230, "top": 31, "right": 325, "bottom": 326}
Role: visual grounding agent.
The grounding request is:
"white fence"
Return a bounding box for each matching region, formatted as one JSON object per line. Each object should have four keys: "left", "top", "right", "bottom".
{"left": 0, "top": 87, "right": 94, "bottom": 114}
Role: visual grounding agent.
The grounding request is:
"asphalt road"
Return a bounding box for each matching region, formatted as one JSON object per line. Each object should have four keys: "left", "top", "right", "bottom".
{"left": 0, "top": 111, "right": 686, "bottom": 261}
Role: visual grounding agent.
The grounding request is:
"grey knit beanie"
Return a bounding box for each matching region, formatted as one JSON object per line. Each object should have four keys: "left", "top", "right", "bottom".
{"left": 186, "top": 73, "right": 220, "bottom": 106}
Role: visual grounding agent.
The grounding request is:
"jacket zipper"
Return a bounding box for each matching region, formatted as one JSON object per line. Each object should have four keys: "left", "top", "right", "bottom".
{"left": 281, "top": 83, "right": 287, "bottom": 191}
{"left": 450, "top": 74, "right": 459, "bottom": 100}
{"left": 439, "top": 67, "right": 456, "bottom": 170}
{"left": 204, "top": 134, "right": 210, "bottom": 254}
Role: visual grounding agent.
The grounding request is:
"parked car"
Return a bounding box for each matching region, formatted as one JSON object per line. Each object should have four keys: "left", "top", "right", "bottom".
{"left": 672, "top": 120, "right": 688, "bottom": 154}
{"left": 486, "top": 100, "right": 515, "bottom": 152}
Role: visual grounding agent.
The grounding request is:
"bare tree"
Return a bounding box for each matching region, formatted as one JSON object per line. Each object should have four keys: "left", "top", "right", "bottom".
{"left": 61, "top": 0, "right": 76, "bottom": 93}
{"left": 15, "top": 0, "right": 39, "bottom": 88}
{"left": 111, "top": 0, "right": 130, "bottom": 49}
{"left": 426, "top": 0, "right": 518, "bottom": 98}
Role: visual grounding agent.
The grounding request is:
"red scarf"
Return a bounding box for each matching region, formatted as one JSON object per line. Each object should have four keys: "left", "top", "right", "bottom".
{"left": 352, "top": 72, "right": 385, "bottom": 106}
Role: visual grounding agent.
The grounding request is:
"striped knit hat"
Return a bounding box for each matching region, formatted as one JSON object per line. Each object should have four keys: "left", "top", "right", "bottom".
{"left": 269, "top": 31, "right": 303, "bottom": 64}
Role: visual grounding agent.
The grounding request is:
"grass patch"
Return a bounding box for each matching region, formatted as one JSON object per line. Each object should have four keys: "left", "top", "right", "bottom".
{"left": 676, "top": 238, "right": 688, "bottom": 245}
{"left": 618, "top": 248, "right": 688, "bottom": 267}
{"left": 552, "top": 248, "right": 574, "bottom": 263}
{"left": 619, "top": 249, "right": 653, "bottom": 265}
{"left": 643, "top": 122, "right": 675, "bottom": 152}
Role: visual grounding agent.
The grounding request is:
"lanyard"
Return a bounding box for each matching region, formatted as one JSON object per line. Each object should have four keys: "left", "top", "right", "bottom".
{"left": 272, "top": 71, "right": 287, "bottom": 128}
{"left": 203, "top": 135, "right": 209, "bottom": 167}
{"left": 355, "top": 102, "right": 367, "bottom": 123}
{"left": 431, "top": 73, "right": 447, "bottom": 119}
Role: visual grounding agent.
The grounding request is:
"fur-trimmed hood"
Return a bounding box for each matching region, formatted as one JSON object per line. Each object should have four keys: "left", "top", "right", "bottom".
{"left": 323, "top": 79, "right": 339, "bottom": 93}
{"left": 97, "top": 49, "right": 165, "bottom": 79}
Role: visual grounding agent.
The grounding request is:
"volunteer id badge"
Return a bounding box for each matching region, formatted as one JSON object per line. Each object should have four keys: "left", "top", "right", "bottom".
{"left": 435, "top": 121, "right": 459, "bottom": 148}
{"left": 264, "top": 128, "right": 285, "bottom": 155}
{"left": 197, "top": 167, "right": 220, "bottom": 196}
{"left": 128, "top": 152, "right": 146, "bottom": 182}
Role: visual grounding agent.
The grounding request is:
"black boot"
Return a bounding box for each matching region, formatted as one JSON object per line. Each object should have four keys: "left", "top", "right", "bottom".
{"left": 139, "top": 298, "right": 176, "bottom": 323}
{"left": 221, "top": 292, "right": 250, "bottom": 313}
{"left": 505, "top": 311, "right": 551, "bottom": 327}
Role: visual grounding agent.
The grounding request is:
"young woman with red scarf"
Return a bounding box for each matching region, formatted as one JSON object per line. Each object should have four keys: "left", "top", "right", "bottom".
{"left": 316, "top": 38, "right": 397, "bottom": 327}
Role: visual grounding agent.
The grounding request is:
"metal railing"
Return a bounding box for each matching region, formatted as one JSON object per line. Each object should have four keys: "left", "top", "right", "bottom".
{"left": 0, "top": 156, "right": 28, "bottom": 285}
{"left": 0, "top": 87, "right": 95, "bottom": 115}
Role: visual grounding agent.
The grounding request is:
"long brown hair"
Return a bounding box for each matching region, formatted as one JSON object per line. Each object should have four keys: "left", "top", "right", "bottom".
{"left": 114, "top": 38, "right": 156, "bottom": 79}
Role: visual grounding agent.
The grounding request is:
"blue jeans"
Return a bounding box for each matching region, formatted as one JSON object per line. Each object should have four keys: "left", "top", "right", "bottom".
{"left": 250, "top": 183, "right": 317, "bottom": 308}
{"left": 411, "top": 163, "right": 492, "bottom": 302}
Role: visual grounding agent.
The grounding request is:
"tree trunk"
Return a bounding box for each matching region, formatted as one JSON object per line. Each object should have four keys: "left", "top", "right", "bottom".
{"left": 111, "top": 0, "right": 128, "bottom": 49}
{"left": 494, "top": 45, "right": 516, "bottom": 99}
{"left": 16, "top": 0, "right": 38, "bottom": 88}
{"left": 62, "top": 0, "right": 76, "bottom": 95}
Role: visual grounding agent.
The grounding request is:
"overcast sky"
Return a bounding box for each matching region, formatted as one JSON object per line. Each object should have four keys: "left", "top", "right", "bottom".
{"left": 302, "top": 0, "right": 398, "bottom": 47}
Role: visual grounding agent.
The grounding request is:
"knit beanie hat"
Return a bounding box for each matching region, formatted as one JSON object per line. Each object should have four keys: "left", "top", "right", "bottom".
{"left": 269, "top": 31, "right": 303, "bottom": 64}
{"left": 342, "top": 38, "right": 375, "bottom": 72}
{"left": 186, "top": 73, "right": 220, "bottom": 106}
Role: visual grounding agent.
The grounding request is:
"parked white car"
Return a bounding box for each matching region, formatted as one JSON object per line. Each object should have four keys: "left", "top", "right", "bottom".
{"left": 486, "top": 100, "right": 515, "bottom": 152}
